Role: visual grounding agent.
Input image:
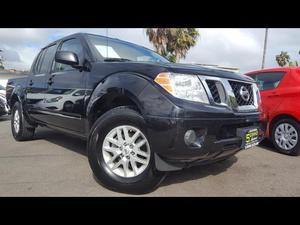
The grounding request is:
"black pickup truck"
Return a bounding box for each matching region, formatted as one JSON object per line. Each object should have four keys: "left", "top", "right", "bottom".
{"left": 6, "top": 33, "right": 264, "bottom": 194}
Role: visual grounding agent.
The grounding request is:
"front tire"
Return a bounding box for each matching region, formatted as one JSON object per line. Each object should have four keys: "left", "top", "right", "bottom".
{"left": 271, "top": 118, "right": 300, "bottom": 156}
{"left": 11, "top": 102, "right": 35, "bottom": 141}
{"left": 88, "top": 106, "right": 166, "bottom": 194}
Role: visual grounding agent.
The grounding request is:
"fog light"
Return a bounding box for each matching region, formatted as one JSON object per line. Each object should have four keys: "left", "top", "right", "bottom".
{"left": 184, "top": 129, "right": 206, "bottom": 148}
{"left": 184, "top": 130, "right": 197, "bottom": 146}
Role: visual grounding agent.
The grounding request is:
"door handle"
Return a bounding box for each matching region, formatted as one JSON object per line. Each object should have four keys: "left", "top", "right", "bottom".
{"left": 48, "top": 80, "right": 53, "bottom": 85}
{"left": 29, "top": 80, "right": 33, "bottom": 86}
{"left": 267, "top": 93, "right": 279, "bottom": 97}
{"left": 47, "top": 75, "right": 55, "bottom": 86}
{"left": 271, "top": 91, "right": 279, "bottom": 97}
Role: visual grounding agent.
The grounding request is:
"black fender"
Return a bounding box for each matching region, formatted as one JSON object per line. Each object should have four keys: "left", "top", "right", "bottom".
{"left": 86, "top": 72, "right": 151, "bottom": 130}
{"left": 9, "top": 83, "right": 24, "bottom": 108}
{"left": 9, "top": 83, "right": 36, "bottom": 127}
{"left": 85, "top": 72, "right": 181, "bottom": 170}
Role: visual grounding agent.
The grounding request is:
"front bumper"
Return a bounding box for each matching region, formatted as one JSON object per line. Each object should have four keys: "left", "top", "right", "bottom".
{"left": 145, "top": 113, "right": 265, "bottom": 171}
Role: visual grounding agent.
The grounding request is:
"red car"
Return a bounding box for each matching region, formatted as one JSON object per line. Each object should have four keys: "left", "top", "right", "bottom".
{"left": 246, "top": 67, "right": 300, "bottom": 156}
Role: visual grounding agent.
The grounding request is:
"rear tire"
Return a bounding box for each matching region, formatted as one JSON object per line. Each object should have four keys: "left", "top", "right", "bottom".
{"left": 88, "top": 106, "right": 166, "bottom": 194}
{"left": 11, "top": 102, "right": 35, "bottom": 141}
{"left": 271, "top": 118, "right": 300, "bottom": 156}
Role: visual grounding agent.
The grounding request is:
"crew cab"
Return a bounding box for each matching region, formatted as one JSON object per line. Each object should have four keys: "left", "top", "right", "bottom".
{"left": 6, "top": 33, "right": 264, "bottom": 194}
{"left": 246, "top": 67, "right": 300, "bottom": 156}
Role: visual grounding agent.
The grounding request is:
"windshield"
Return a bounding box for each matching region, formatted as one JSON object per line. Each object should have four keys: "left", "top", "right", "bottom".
{"left": 88, "top": 34, "right": 169, "bottom": 63}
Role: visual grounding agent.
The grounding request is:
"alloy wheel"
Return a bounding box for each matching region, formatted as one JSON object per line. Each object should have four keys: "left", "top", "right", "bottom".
{"left": 275, "top": 123, "right": 298, "bottom": 151}
{"left": 13, "top": 109, "right": 20, "bottom": 133}
{"left": 102, "top": 125, "right": 151, "bottom": 178}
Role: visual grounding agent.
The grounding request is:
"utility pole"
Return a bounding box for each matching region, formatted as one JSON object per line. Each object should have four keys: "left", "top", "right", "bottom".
{"left": 0, "top": 49, "right": 4, "bottom": 69}
{"left": 261, "top": 28, "right": 269, "bottom": 69}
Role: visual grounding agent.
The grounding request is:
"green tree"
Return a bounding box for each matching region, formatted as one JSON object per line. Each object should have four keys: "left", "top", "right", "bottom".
{"left": 289, "top": 61, "right": 298, "bottom": 67}
{"left": 276, "top": 51, "right": 290, "bottom": 67}
{"left": 145, "top": 28, "right": 199, "bottom": 63}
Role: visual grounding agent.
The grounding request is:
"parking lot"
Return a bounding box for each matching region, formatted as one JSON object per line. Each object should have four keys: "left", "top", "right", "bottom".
{"left": 0, "top": 115, "right": 299, "bottom": 196}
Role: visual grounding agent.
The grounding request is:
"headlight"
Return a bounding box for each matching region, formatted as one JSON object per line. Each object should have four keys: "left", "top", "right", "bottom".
{"left": 154, "top": 72, "right": 209, "bottom": 103}
{"left": 47, "top": 96, "right": 63, "bottom": 103}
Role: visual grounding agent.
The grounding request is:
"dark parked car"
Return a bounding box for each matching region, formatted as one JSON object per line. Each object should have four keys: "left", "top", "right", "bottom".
{"left": 6, "top": 33, "right": 264, "bottom": 194}
{"left": 0, "top": 84, "right": 9, "bottom": 116}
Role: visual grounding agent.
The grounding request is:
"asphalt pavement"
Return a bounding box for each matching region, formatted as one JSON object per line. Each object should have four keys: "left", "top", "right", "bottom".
{"left": 0, "top": 115, "right": 299, "bottom": 196}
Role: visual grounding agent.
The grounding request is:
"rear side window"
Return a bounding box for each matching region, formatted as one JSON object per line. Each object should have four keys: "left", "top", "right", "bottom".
{"left": 248, "top": 72, "right": 286, "bottom": 91}
{"left": 33, "top": 49, "right": 46, "bottom": 74}
{"left": 39, "top": 44, "right": 57, "bottom": 74}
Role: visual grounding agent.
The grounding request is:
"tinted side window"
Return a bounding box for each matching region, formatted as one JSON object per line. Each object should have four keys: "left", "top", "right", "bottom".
{"left": 30, "top": 53, "right": 40, "bottom": 74}
{"left": 248, "top": 72, "right": 285, "bottom": 91}
{"left": 34, "top": 50, "right": 46, "bottom": 74}
{"left": 55, "top": 39, "right": 83, "bottom": 72}
{"left": 39, "top": 45, "right": 57, "bottom": 74}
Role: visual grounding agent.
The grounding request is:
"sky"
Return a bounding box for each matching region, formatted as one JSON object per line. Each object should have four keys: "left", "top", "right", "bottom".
{"left": 0, "top": 28, "right": 300, "bottom": 74}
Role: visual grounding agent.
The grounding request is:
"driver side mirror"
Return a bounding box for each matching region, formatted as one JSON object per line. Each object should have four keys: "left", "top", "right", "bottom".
{"left": 55, "top": 51, "right": 79, "bottom": 67}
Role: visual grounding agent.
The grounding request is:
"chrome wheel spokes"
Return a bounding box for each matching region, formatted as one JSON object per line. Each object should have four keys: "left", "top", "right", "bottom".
{"left": 13, "top": 110, "right": 20, "bottom": 133}
{"left": 102, "top": 125, "right": 150, "bottom": 178}
{"left": 275, "top": 123, "right": 298, "bottom": 151}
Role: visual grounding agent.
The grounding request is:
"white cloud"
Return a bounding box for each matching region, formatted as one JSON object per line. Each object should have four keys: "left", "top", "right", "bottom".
{"left": 0, "top": 28, "right": 51, "bottom": 47}
{"left": 182, "top": 28, "right": 265, "bottom": 73}
{"left": 0, "top": 28, "right": 299, "bottom": 73}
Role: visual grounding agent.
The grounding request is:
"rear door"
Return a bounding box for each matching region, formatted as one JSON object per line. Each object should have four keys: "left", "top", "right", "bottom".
{"left": 42, "top": 38, "right": 86, "bottom": 133}
{"left": 26, "top": 45, "right": 57, "bottom": 122}
{"left": 249, "top": 71, "right": 286, "bottom": 117}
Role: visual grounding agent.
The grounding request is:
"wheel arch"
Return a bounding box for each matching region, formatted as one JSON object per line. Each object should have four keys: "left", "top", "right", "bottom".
{"left": 270, "top": 114, "right": 300, "bottom": 135}
{"left": 8, "top": 83, "right": 26, "bottom": 110}
{"left": 86, "top": 72, "right": 149, "bottom": 131}
{"left": 10, "top": 93, "right": 20, "bottom": 109}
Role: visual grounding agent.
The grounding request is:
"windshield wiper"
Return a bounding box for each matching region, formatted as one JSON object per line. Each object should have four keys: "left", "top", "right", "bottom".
{"left": 104, "top": 57, "right": 132, "bottom": 62}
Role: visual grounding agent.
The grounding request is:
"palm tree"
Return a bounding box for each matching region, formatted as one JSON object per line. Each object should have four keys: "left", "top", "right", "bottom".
{"left": 289, "top": 60, "right": 298, "bottom": 67}
{"left": 276, "top": 51, "right": 290, "bottom": 67}
{"left": 145, "top": 29, "right": 168, "bottom": 57}
{"left": 145, "top": 28, "right": 199, "bottom": 63}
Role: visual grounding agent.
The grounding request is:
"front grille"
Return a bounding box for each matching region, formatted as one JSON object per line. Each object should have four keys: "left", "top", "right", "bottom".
{"left": 229, "top": 81, "right": 254, "bottom": 106}
{"left": 199, "top": 75, "right": 257, "bottom": 112}
{"left": 206, "top": 80, "right": 221, "bottom": 103}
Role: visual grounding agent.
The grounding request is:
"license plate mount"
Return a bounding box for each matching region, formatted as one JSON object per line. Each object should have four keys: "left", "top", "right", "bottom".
{"left": 237, "top": 127, "right": 259, "bottom": 150}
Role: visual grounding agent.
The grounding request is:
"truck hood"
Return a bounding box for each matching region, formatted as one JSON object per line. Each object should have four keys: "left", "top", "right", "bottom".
{"left": 163, "top": 63, "right": 254, "bottom": 82}
{"left": 92, "top": 61, "right": 254, "bottom": 83}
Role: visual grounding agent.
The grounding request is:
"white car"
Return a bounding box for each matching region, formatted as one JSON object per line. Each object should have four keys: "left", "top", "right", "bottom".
{"left": 0, "top": 84, "right": 5, "bottom": 96}
{"left": 35, "top": 89, "right": 87, "bottom": 112}
{"left": 0, "top": 84, "right": 9, "bottom": 116}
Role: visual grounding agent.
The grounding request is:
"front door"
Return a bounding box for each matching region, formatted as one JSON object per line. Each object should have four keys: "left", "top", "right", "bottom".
{"left": 251, "top": 71, "right": 286, "bottom": 117}
{"left": 43, "top": 38, "right": 86, "bottom": 133}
